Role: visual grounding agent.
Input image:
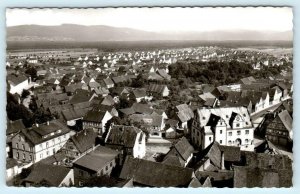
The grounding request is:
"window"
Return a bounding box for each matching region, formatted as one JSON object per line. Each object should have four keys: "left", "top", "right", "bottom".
{"left": 236, "top": 123, "right": 240, "bottom": 128}
{"left": 16, "top": 152, "right": 19, "bottom": 159}
{"left": 228, "top": 140, "right": 232, "bottom": 145}
{"left": 46, "top": 142, "right": 49, "bottom": 148}
{"left": 106, "top": 166, "right": 108, "bottom": 171}
{"left": 229, "top": 132, "right": 232, "bottom": 136}
{"left": 29, "top": 155, "right": 33, "bottom": 161}
{"left": 246, "top": 130, "right": 249, "bottom": 135}
{"left": 40, "top": 153, "right": 43, "bottom": 159}
{"left": 209, "top": 137, "right": 212, "bottom": 141}
{"left": 46, "top": 151, "right": 49, "bottom": 155}
{"left": 110, "top": 162, "right": 113, "bottom": 167}
{"left": 18, "top": 136, "right": 21, "bottom": 141}
{"left": 220, "top": 130, "right": 222, "bottom": 134}
{"left": 202, "top": 116, "right": 206, "bottom": 120}
{"left": 101, "top": 170, "right": 104, "bottom": 176}
{"left": 22, "top": 144, "right": 25, "bottom": 150}
{"left": 220, "top": 140, "right": 223, "bottom": 144}
{"left": 237, "top": 131, "right": 241, "bottom": 135}
{"left": 226, "top": 115, "right": 229, "bottom": 118}
{"left": 16, "top": 143, "right": 18, "bottom": 149}
{"left": 22, "top": 153, "right": 25, "bottom": 160}
{"left": 245, "top": 139, "right": 249, "bottom": 143}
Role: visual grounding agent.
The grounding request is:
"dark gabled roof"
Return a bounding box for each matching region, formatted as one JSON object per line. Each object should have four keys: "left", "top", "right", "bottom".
{"left": 119, "top": 157, "right": 194, "bottom": 187}
{"left": 101, "top": 95, "right": 115, "bottom": 106}
{"left": 147, "top": 84, "right": 167, "bottom": 94}
{"left": 83, "top": 110, "right": 106, "bottom": 123}
{"left": 69, "top": 89, "right": 95, "bottom": 104}
{"left": 7, "top": 73, "right": 28, "bottom": 86}
{"left": 132, "top": 103, "right": 153, "bottom": 114}
{"left": 162, "top": 155, "right": 182, "bottom": 167}
{"left": 157, "top": 69, "right": 171, "bottom": 80}
{"left": 7, "top": 119, "right": 25, "bottom": 135}
{"left": 71, "top": 129, "right": 98, "bottom": 153}
{"left": 105, "top": 125, "right": 141, "bottom": 148}
{"left": 24, "top": 163, "right": 71, "bottom": 186}
{"left": 103, "top": 77, "right": 114, "bottom": 86}
{"left": 74, "top": 146, "right": 119, "bottom": 172}
{"left": 219, "top": 145, "right": 241, "bottom": 162}
{"left": 132, "top": 88, "right": 147, "bottom": 98}
{"left": 18, "top": 120, "right": 70, "bottom": 145}
{"left": 173, "top": 137, "right": 194, "bottom": 161}
{"left": 65, "top": 83, "right": 84, "bottom": 93}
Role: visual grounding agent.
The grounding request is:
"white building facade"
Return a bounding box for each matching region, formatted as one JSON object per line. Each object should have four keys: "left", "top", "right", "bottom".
{"left": 191, "top": 107, "right": 254, "bottom": 151}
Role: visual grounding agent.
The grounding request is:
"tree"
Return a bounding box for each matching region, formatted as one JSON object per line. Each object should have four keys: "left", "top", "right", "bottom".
{"left": 21, "top": 89, "right": 30, "bottom": 99}
{"left": 25, "top": 66, "right": 37, "bottom": 80}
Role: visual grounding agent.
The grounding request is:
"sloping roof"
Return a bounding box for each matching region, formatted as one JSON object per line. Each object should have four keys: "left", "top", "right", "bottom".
{"left": 7, "top": 119, "right": 25, "bottom": 135}
{"left": 132, "top": 103, "right": 153, "bottom": 114}
{"left": 18, "top": 120, "right": 70, "bottom": 145}
{"left": 176, "top": 104, "right": 194, "bottom": 123}
{"left": 62, "top": 107, "right": 90, "bottom": 121}
{"left": 69, "top": 89, "right": 95, "bottom": 104}
{"left": 278, "top": 110, "right": 292, "bottom": 132}
{"left": 71, "top": 129, "right": 98, "bottom": 153}
{"left": 105, "top": 125, "right": 141, "bottom": 148}
{"left": 147, "top": 84, "right": 167, "bottom": 94}
{"left": 234, "top": 165, "right": 292, "bottom": 188}
{"left": 74, "top": 146, "right": 119, "bottom": 172}
{"left": 219, "top": 145, "right": 241, "bottom": 162}
{"left": 196, "top": 107, "right": 252, "bottom": 129}
{"left": 132, "top": 88, "right": 147, "bottom": 98}
{"left": 103, "top": 77, "right": 114, "bottom": 86}
{"left": 119, "top": 157, "right": 194, "bottom": 187}
{"left": 173, "top": 137, "right": 194, "bottom": 161}
{"left": 24, "top": 163, "right": 71, "bottom": 186}
{"left": 83, "top": 110, "right": 106, "bottom": 123}
{"left": 101, "top": 95, "right": 115, "bottom": 106}
{"left": 188, "top": 177, "right": 202, "bottom": 188}
{"left": 162, "top": 155, "right": 182, "bottom": 167}
{"left": 7, "top": 74, "right": 28, "bottom": 86}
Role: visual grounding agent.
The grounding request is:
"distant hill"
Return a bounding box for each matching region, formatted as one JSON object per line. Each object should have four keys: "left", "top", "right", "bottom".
{"left": 7, "top": 24, "right": 293, "bottom": 42}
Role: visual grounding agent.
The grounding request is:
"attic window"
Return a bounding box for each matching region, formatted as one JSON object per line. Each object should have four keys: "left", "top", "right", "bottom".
{"left": 243, "top": 114, "right": 246, "bottom": 117}
{"left": 202, "top": 116, "right": 206, "bottom": 120}
{"left": 226, "top": 115, "right": 229, "bottom": 118}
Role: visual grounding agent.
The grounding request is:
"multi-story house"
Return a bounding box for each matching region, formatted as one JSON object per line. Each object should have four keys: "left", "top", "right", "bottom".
{"left": 11, "top": 120, "right": 71, "bottom": 163}
{"left": 191, "top": 107, "right": 254, "bottom": 151}
{"left": 105, "top": 125, "right": 146, "bottom": 160}
{"left": 62, "top": 128, "right": 98, "bottom": 164}
{"left": 82, "top": 109, "right": 113, "bottom": 135}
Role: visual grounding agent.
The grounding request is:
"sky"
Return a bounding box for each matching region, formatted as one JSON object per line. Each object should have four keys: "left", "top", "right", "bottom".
{"left": 6, "top": 7, "right": 293, "bottom": 32}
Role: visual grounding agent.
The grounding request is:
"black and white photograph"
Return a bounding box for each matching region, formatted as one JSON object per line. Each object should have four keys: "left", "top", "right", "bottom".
{"left": 5, "top": 7, "right": 293, "bottom": 188}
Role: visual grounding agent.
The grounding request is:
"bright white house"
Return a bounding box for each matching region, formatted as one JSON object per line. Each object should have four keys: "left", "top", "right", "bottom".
{"left": 191, "top": 107, "right": 254, "bottom": 151}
